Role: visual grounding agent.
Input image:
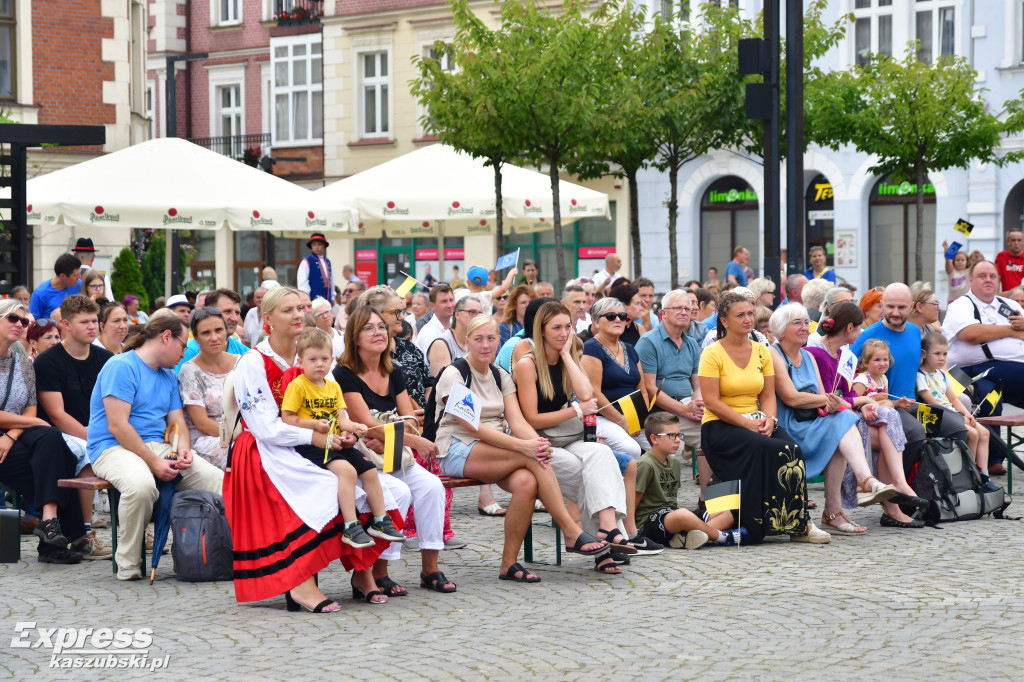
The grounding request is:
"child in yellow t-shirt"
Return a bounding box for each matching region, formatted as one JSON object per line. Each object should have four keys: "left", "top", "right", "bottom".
{"left": 282, "top": 329, "right": 405, "bottom": 549}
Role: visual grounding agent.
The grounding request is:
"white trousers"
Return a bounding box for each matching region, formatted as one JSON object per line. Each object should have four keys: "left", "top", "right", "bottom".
{"left": 379, "top": 463, "right": 445, "bottom": 559}
{"left": 595, "top": 415, "right": 645, "bottom": 458}
{"left": 549, "top": 440, "right": 627, "bottom": 537}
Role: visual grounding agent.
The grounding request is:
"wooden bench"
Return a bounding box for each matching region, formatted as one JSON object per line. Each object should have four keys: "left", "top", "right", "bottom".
{"left": 57, "top": 476, "right": 141, "bottom": 574}
{"left": 977, "top": 415, "right": 1024, "bottom": 495}
{"left": 439, "top": 475, "right": 561, "bottom": 566}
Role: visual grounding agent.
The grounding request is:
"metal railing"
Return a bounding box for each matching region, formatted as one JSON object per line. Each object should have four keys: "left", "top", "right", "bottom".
{"left": 274, "top": 0, "right": 323, "bottom": 24}
{"left": 187, "top": 133, "right": 270, "bottom": 164}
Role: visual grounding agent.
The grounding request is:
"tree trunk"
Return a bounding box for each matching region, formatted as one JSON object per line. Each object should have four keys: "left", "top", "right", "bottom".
{"left": 549, "top": 160, "right": 567, "bottom": 287}
{"left": 493, "top": 159, "right": 504, "bottom": 255}
{"left": 667, "top": 156, "right": 680, "bottom": 290}
{"left": 627, "top": 169, "right": 642, "bottom": 279}
{"left": 915, "top": 163, "right": 925, "bottom": 282}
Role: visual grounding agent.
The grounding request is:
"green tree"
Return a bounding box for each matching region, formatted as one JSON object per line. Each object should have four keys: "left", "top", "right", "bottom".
{"left": 820, "top": 45, "right": 1024, "bottom": 280}
{"left": 111, "top": 247, "right": 149, "bottom": 310}
{"left": 648, "top": 4, "right": 753, "bottom": 289}
{"left": 419, "top": 0, "right": 631, "bottom": 286}
{"left": 141, "top": 232, "right": 166, "bottom": 304}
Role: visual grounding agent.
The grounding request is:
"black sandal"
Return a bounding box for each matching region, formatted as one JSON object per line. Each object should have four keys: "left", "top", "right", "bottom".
{"left": 597, "top": 528, "right": 638, "bottom": 555}
{"left": 565, "top": 531, "right": 608, "bottom": 556}
{"left": 889, "top": 492, "right": 930, "bottom": 510}
{"left": 375, "top": 575, "right": 407, "bottom": 597}
{"left": 594, "top": 555, "right": 622, "bottom": 574}
{"left": 498, "top": 562, "right": 541, "bottom": 583}
{"left": 420, "top": 571, "right": 457, "bottom": 593}
{"left": 880, "top": 513, "right": 924, "bottom": 529}
{"left": 351, "top": 577, "right": 388, "bottom": 603}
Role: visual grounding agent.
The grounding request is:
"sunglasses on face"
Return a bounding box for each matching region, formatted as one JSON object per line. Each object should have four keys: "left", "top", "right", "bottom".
{"left": 34, "top": 318, "right": 55, "bottom": 328}
{"left": 600, "top": 312, "right": 629, "bottom": 322}
{"left": 6, "top": 313, "right": 29, "bottom": 327}
{"left": 191, "top": 307, "right": 223, "bottom": 324}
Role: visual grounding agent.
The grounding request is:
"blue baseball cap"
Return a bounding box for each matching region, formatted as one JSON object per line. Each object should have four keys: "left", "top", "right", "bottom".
{"left": 466, "top": 265, "right": 488, "bottom": 285}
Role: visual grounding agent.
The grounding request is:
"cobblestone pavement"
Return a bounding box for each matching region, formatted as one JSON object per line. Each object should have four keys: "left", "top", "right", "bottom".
{"left": 3, "top": 470, "right": 1024, "bottom": 681}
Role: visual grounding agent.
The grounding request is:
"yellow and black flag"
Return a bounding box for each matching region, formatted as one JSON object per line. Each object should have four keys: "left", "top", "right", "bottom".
{"left": 984, "top": 381, "right": 1004, "bottom": 413}
{"left": 704, "top": 480, "right": 741, "bottom": 515}
{"left": 388, "top": 273, "right": 417, "bottom": 297}
{"left": 916, "top": 403, "right": 945, "bottom": 437}
{"left": 614, "top": 390, "right": 655, "bottom": 434}
{"left": 380, "top": 421, "right": 405, "bottom": 474}
{"left": 947, "top": 366, "right": 974, "bottom": 398}
{"left": 954, "top": 218, "right": 975, "bottom": 236}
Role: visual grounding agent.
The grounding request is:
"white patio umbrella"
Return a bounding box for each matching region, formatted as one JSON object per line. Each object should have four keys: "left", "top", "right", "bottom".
{"left": 24, "top": 137, "right": 355, "bottom": 234}
{"left": 314, "top": 144, "right": 610, "bottom": 239}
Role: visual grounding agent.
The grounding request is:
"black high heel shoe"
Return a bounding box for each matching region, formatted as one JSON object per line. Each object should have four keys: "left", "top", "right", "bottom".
{"left": 889, "top": 491, "right": 929, "bottom": 510}
{"left": 350, "top": 576, "right": 388, "bottom": 604}
{"left": 284, "top": 590, "right": 341, "bottom": 613}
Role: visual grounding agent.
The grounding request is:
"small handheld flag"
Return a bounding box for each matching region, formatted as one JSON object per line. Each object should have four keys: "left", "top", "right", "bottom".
{"left": 944, "top": 241, "right": 963, "bottom": 260}
{"left": 614, "top": 391, "right": 651, "bottom": 434}
{"left": 388, "top": 272, "right": 418, "bottom": 297}
{"left": 703, "top": 480, "right": 741, "bottom": 515}
{"left": 834, "top": 347, "right": 857, "bottom": 390}
{"left": 984, "top": 380, "right": 1004, "bottom": 412}
{"left": 381, "top": 421, "right": 405, "bottom": 474}
{"left": 445, "top": 381, "right": 482, "bottom": 430}
{"left": 946, "top": 366, "right": 973, "bottom": 398}
{"left": 916, "top": 403, "right": 945, "bottom": 437}
{"left": 323, "top": 418, "right": 338, "bottom": 464}
{"left": 496, "top": 248, "right": 520, "bottom": 271}
{"left": 953, "top": 218, "right": 975, "bottom": 236}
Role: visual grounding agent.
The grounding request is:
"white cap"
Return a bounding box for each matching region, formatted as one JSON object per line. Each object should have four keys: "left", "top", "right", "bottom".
{"left": 733, "top": 287, "right": 754, "bottom": 300}
{"left": 166, "top": 294, "right": 193, "bottom": 309}
{"left": 260, "top": 279, "right": 280, "bottom": 290}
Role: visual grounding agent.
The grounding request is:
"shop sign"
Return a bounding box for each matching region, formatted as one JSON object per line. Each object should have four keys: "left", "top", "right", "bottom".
{"left": 876, "top": 180, "right": 935, "bottom": 196}
{"left": 812, "top": 183, "right": 833, "bottom": 202}
{"left": 707, "top": 188, "right": 758, "bottom": 204}
{"left": 578, "top": 246, "right": 614, "bottom": 259}
{"left": 355, "top": 249, "right": 376, "bottom": 261}
{"left": 415, "top": 248, "right": 439, "bottom": 260}
{"left": 444, "top": 248, "right": 465, "bottom": 259}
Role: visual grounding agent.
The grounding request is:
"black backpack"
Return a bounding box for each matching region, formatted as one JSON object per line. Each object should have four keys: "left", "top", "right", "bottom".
{"left": 422, "top": 357, "right": 502, "bottom": 442}
{"left": 912, "top": 438, "right": 1010, "bottom": 524}
{"left": 170, "top": 490, "right": 233, "bottom": 582}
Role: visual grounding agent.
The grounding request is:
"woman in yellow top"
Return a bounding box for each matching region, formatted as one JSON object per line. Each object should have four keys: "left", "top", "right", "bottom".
{"left": 698, "top": 292, "right": 829, "bottom": 545}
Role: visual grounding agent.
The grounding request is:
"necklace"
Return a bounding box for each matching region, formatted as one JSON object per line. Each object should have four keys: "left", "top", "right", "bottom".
{"left": 596, "top": 335, "right": 621, "bottom": 359}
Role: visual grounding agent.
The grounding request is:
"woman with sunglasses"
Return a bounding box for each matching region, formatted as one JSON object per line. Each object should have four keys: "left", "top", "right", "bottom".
{"left": 357, "top": 285, "right": 466, "bottom": 546}
{"left": 581, "top": 297, "right": 651, "bottom": 459}
{"left": 81, "top": 270, "right": 106, "bottom": 302}
{"left": 499, "top": 284, "right": 537, "bottom": 346}
{"left": 26, "top": 319, "right": 61, "bottom": 359}
{"left": 907, "top": 288, "right": 941, "bottom": 334}
{"left": 0, "top": 299, "right": 89, "bottom": 564}
{"left": 427, "top": 295, "right": 483, "bottom": 379}
{"left": 336, "top": 305, "right": 454, "bottom": 596}
{"left": 178, "top": 307, "right": 237, "bottom": 470}
{"left": 95, "top": 302, "right": 130, "bottom": 355}
{"left": 608, "top": 282, "right": 644, "bottom": 347}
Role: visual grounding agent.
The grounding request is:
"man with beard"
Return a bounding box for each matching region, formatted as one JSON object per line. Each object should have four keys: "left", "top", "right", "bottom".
{"left": 852, "top": 283, "right": 967, "bottom": 467}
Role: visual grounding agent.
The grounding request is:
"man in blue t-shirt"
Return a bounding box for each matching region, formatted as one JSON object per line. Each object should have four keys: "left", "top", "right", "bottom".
{"left": 851, "top": 283, "right": 967, "bottom": 471}
{"left": 725, "top": 246, "right": 749, "bottom": 287}
{"left": 88, "top": 317, "right": 223, "bottom": 581}
{"left": 29, "top": 253, "right": 83, "bottom": 319}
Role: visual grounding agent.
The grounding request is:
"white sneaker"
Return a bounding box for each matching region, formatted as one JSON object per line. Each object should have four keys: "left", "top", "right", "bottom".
{"left": 81, "top": 531, "right": 112, "bottom": 560}
{"left": 683, "top": 529, "right": 709, "bottom": 550}
{"left": 791, "top": 522, "right": 831, "bottom": 544}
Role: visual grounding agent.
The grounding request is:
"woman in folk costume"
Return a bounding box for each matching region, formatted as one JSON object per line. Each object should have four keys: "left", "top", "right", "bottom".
{"left": 224, "top": 286, "right": 401, "bottom": 612}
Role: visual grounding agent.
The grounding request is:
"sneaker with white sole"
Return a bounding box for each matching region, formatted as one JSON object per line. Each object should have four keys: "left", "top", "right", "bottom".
{"left": 367, "top": 516, "right": 406, "bottom": 543}
{"left": 76, "top": 531, "right": 112, "bottom": 560}
{"left": 341, "top": 523, "right": 375, "bottom": 548}
{"left": 684, "top": 529, "right": 709, "bottom": 549}
{"left": 443, "top": 536, "right": 468, "bottom": 550}
{"left": 627, "top": 534, "right": 664, "bottom": 556}
{"left": 791, "top": 522, "right": 831, "bottom": 544}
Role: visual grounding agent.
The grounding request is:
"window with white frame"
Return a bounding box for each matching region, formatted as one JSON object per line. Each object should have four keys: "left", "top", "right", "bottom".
{"left": 914, "top": 0, "right": 955, "bottom": 64}
{"left": 0, "top": 0, "right": 15, "bottom": 99}
{"left": 361, "top": 51, "right": 390, "bottom": 138}
{"left": 219, "top": 0, "right": 241, "bottom": 24}
{"left": 271, "top": 35, "right": 323, "bottom": 145}
{"left": 217, "top": 84, "right": 243, "bottom": 137}
{"left": 852, "top": 0, "right": 893, "bottom": 65}
{"left": 420, "top": 46, "right": 454, "bottom": 135}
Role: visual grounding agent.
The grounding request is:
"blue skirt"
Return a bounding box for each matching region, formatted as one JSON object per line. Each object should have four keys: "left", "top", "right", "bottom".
{"left": 777, "top": 405, "right": 858, "bottom": 479}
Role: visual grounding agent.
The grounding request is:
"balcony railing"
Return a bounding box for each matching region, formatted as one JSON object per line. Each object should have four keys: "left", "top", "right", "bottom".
{"left": 274, "top": 0, "right": 322, "bottom": 25}
{"left": 188, "top": 133, "right": 271, "bottom": 166}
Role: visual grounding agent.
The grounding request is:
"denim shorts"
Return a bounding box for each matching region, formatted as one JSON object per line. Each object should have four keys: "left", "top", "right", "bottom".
{"left": 611, "top": 449, "right": 632, "bottom": 476}
{"left": 439, "top": 437, "right": 476, "bottom": 478}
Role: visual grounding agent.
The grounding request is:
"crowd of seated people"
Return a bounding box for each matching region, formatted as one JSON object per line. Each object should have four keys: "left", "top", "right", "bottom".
{"left": 2, "top": 239, "right": 1016, "bottom": 614}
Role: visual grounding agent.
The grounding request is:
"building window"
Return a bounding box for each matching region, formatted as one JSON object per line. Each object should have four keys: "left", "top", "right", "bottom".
{"left": 361, "top": 51, "right": 389, "bottom": 138}
{"left": 852, "top": 0, "right": 892, "bottom": 65}
{"left": 915, "top": 1, "right": 955, "bottom": 64}
{"left": 700, "top": 177, "right": 760, "bottom": 280}
{"left": 217, "top": 85, "right": 242, "bottom": 137}
{"left": 868, "top": 174, "right": 936, "bottom": 285}
{"left": 272, "top": 35, "right": 323, "bottom": 145}
{"left": 220, "top": 0, "right": 241, "bottom": 24}
{"left": 0, "top": 1, "right": 14, "bottom": 99}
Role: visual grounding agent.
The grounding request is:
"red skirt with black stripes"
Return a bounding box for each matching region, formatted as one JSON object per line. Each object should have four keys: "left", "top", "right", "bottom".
{"left": 224, "top": 431, "right": 402, "bottom": 603}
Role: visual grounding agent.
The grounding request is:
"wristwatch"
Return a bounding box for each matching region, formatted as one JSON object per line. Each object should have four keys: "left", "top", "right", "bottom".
{"left": 770, "top": 415, "right": 779, "bottom": 431}
{"left": 571, "top": 401, "right": 584, "bottom": 419}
